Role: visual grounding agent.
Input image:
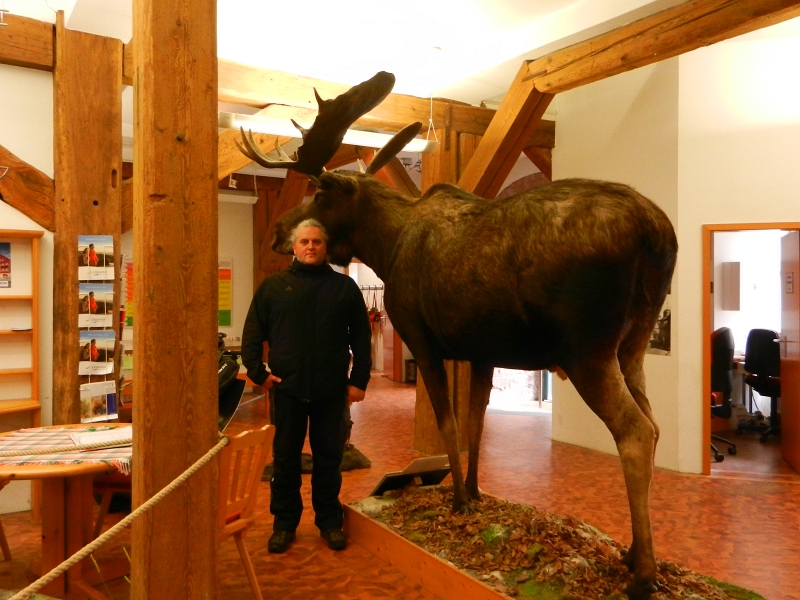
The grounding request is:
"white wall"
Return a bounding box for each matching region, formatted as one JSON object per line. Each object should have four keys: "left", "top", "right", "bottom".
{"left": 713, "top": 230, "right": 784, "bottom": 353}
{"left": 217, "top": 198, "right": 254, "bottom": 343}
{"left": 551, "top": 59, "right": 681, "bottom": 469}
{"left": 0, "top": 64, "right": 54, "bottom": 513}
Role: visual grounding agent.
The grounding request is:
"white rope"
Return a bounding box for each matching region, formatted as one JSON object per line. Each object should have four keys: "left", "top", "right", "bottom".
{"left": 0, "top": 440, "right": 132, "bottom": 458}
{"left": 8, "top": 435, "right": 230, "bottom": 600}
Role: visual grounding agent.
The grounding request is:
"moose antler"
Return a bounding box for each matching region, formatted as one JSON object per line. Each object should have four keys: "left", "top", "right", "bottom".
{"left": 236, "top": 71, "right": 396, "bottom": 178}
{"left": 366, "top": 122, "right": 423, "bottom": 175}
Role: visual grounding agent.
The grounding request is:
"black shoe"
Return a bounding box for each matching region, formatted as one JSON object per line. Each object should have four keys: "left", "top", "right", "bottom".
{"left": 320, "top": 528, "right": 347, "bottom": 550}
{"left": 267, "top": 530, "right": 295, "bottom": 553}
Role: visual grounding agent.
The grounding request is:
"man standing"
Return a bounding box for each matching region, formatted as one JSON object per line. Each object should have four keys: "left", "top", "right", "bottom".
{"left": 242, "top": 219, "right": 371, "bottom": 553}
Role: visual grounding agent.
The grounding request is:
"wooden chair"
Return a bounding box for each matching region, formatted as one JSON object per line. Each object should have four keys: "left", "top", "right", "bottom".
{"left": 0, "top": 480, "right": 11, "bottom": 560}
{"left": 219, "top": 424, "right": 274, "bottom": 600}
{"left": 92, "top": 471, "right": 132, "bottom": 539}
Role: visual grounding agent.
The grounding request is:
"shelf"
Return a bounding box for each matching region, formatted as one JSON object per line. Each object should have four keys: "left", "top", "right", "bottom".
{"left": 0, "top": 296, "right": 33, "bottom": 301}
{"left": 0, "top": 368, "right": 34, "bottom": 377}
{"left": 0, "top": 330, "right": 33, "bottom": 336}
{"left": 0, "top": 399, "right": 40, "bottom": 415}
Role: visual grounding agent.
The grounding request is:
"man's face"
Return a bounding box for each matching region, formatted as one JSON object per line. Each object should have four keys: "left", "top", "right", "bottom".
{"left": 292, "top": 226, "right": 327, "bottom": 266}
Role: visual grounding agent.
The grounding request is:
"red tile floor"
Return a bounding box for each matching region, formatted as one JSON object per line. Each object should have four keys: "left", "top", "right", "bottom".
{"left": 0, "top": 375, "right": 798, "bottom": 599}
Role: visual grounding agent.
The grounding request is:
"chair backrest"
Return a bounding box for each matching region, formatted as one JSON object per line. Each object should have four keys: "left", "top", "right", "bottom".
{"left": 217, "top": 424, "right": 275, "bottom": 537}
{"left": 710, "top": 327, "right": 735, "bottom": 397}
{"left": 744, "top": 329, "right": 781, "bottom": 378}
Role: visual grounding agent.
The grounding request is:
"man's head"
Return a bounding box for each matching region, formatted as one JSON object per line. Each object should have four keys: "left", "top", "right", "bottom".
{"left": 291, "top": 219, "right": 328, "bottom": 266}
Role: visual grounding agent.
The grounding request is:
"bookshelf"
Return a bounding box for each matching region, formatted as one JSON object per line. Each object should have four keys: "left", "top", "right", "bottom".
{"left": 0, "top": 229, "right": 42, "bottom": 427}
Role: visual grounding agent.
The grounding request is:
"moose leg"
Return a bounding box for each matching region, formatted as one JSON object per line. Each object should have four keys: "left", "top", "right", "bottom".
{"left": 465, "top": 362, "right": 493, "bottom": 501}
{"left": 412, "top": 350, "right": 472, "bottom": 513}
{"left": 567, "top": 357, "right": 657, "bottom": 599}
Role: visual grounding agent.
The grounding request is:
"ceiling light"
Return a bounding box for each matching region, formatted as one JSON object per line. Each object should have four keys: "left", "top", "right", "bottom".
{"left": 218, "top": 112, "right": 439, "bottom": 154}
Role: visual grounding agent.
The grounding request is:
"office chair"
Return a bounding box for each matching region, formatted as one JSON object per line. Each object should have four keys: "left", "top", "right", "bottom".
{"left": 710, "top": 327, "right": 737, "bottom": 462}
{"left": 737, "top": 328, "right": 781, "bottom": 442}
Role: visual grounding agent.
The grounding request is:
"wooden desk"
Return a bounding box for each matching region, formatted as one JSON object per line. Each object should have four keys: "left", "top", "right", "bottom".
{"left": 0, "top": 424, "right": 132, "bottom": 599}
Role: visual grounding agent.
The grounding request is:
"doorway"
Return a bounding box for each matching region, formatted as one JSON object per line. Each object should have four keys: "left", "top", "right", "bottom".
{"left": 702, "top": 222, "right": 800, "bottom": 475}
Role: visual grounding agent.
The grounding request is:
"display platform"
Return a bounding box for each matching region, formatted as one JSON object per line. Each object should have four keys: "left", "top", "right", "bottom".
{"left": 343, "top": 504, "right": 504, "bottom": 600}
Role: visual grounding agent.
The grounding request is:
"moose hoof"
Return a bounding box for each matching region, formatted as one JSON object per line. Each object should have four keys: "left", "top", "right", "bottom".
{"left": 624, "top": 578, "right": 657, "bottom": 600}
{"left": 451, "top": 499, "right": 476, "bottom": 514}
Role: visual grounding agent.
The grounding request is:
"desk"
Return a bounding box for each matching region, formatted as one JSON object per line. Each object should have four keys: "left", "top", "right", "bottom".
{"left": 0, "top": 425, "right": 132, "bottom": 599}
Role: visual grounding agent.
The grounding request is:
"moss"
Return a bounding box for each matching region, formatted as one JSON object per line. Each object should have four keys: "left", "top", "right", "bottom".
{"left": 515, "top": 578, "right": 563, "bottom": 599}
{"left": 407, "top": 531, "right": 427, "bottom": 544}
{"left": 699, "top": 576, "right": 766, "bottom": 600}
{"left": 419, "top": 510, "right": 440, "bottom": 520}
{"left": 526, "top": 543, "right": 545, "bottom": 558}
{"left": 482, "top": 523, "right": 509, "bottom": 546}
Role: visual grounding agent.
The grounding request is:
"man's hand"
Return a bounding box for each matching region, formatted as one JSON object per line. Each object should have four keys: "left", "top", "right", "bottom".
{"left": 347, "top": 385, "right": 366, "bottom": 403}
{"left": 263, "top": 373, "right": 282, "bottom": 390}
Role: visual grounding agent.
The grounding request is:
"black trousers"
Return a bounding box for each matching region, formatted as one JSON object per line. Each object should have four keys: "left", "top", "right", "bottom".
{"left": 270, "top": 389, "right": 348, "bottom": 532}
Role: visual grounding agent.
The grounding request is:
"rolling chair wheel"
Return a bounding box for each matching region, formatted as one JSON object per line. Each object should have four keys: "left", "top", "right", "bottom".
{"left": 714, "top": 454, "right": 725, "bottom": 462}
{"left": 728, "top": 447, "right": 737, "bottom": 455}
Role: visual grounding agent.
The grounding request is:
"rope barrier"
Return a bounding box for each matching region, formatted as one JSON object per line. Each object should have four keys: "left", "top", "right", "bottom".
{"left": 8, "top": 435, "right": 230, "bottom": 600}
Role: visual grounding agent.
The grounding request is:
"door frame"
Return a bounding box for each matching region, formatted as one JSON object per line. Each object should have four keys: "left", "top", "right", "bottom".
{"left": 702, "top": 222, "right": 800, "bottom": 474}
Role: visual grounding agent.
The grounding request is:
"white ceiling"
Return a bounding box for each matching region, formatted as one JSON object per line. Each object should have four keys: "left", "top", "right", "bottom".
{"left": 7, "top": 0, "right": 686, "bottom": 107}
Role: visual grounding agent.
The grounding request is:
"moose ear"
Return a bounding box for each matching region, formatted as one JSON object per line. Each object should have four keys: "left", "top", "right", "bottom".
{"left": 318, "top": 172, "right": 357, "bottom": 194}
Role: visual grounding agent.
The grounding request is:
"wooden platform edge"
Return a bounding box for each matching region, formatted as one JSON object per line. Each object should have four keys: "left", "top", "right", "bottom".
{"left": 343, "top": 504, "right": 505, "bottom": 600}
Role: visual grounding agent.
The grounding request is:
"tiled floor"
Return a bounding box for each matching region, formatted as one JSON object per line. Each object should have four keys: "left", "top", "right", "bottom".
{"left": 0, "top": 375, "right": 798, "bottom": 599}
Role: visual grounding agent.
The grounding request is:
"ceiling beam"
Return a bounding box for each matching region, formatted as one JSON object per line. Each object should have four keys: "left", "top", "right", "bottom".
{"left": 0, "top": 13, "right": 54, "bottom": 71}
{"left": 523, "top": 146, "right": 552, "bottom": 181}
{"left": 526, "top": 0, "right": 800, "bottom": 95}
{"left": 0, "top": 143, "right": 55, "bottom": 230}
{"left": 457, "top": 63, "right": 554, "bottom": 197}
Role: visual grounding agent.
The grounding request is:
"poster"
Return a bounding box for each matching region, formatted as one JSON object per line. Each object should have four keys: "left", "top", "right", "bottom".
{"left": 78, "top": 283, "right": 114, "bottom": 328}
{"left": 122, "top": 254, "right": 134, "bottom": 327}
{"left": 78, "top": 329, "right": 116, "bottom": 376}
{"left": 0, "top": 242, "right": 10, "bottom": 288}
{"left": 78, "top": 235, "right": 115, "bottom": 281}
{"left": 80, "top": 379, "right": 118, "bottom": 423}
{"left": 219, "top": 258, "right": 232, "bottom": 327}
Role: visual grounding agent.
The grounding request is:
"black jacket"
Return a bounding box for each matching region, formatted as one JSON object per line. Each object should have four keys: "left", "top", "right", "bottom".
{"left": 241, "top": 260, "right": 372, "bottom": 399}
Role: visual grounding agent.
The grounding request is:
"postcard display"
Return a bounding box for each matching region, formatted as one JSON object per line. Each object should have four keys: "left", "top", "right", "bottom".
{"left": 77, "top": 235, "right": 118, "bottom": 423}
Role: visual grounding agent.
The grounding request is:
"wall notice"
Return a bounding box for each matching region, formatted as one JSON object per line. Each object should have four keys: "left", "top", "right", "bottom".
{"left": 0, "top": 242, "right": 10, "bottom": 288}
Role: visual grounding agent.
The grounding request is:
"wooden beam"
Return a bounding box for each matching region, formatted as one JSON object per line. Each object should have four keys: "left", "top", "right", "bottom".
{"left": 122, "top": 38, "right": 133, "bottom": 85}
{"left": 52, "top": 13, "right": 123, "bottom": 426}
{"left": 523, "top": 146, "right": 552, "bottom": 181}
{"left": 372, "top": 157, "right": 421, "bottom": 198}
{"left": 0, "top": 143, "right": 55, "bottom": 230}
{"left": 457, "top": 62, "right": 554, "bottom": 198}
{"left": 216, "top": 58, "right": 555, "bottom": 145}
{"left": 131, "top": 0, "right": 218, "bottom": 597}
{"left": 258, "top": 170, "right": 307, "bottom": 277}
{"left": 0, "top": 13, "right": 54, "bottom": 71}
{"left": 526, "top": 0, "right": 800, "bottom": 95}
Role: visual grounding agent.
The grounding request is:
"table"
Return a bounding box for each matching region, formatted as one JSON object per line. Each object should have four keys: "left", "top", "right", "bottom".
{"left": 0, "top": 424, "right": 132, "bottom": 599}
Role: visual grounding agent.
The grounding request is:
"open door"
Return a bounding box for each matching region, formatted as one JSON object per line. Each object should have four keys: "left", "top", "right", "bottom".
{"left": 781, "top": 231, "right": 800, "bottom": 471}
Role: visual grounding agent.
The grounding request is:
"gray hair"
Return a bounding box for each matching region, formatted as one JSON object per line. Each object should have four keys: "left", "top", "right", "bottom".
{"left": 290, "top": 218, "right": 328, "bottom": 244}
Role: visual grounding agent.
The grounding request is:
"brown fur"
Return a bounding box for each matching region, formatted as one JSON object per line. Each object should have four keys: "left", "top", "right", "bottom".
{"left": 274, "top": 173, "right": 677, "bottom": 599}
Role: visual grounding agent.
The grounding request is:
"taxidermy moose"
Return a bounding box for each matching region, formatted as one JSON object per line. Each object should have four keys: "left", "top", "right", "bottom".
{"left": 237, "top": 72, "right": 677, "bottom": 598}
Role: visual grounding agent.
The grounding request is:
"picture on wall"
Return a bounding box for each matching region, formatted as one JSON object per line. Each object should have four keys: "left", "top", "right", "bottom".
{"left": 79, "top": 379, "right": 118, "bottom": 423}
{"left": 0, "top": 242, "right": 10, "bottom": 288}
{"left": 78, "top": 283, "right": 114, "bottom": 328}
{"left": 78, "top": 235, "right": 115, "bottom": 281}
{"left": 647, "top": 294, "right": 671, "bottom": 356}
{"left": 78, "top": 329, "right": 116, "bottom": 376}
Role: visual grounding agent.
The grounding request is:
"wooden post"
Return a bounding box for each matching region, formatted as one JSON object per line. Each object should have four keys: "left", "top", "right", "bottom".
{"left": 52, "top": 12, "right": 123, "bottom": 425}
{"left": 413, "top": 128, "right": 472, "bottom": 454}
{"left": 131, "top": 0, "right": 219, "bottom": 598}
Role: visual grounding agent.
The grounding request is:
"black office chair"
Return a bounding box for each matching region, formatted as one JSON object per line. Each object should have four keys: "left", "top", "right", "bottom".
{"left": 710, "top": 327, "right": 737, "bottom": 462}
{"left": 736, "top": 328, "right": 781, "bottom": 442}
